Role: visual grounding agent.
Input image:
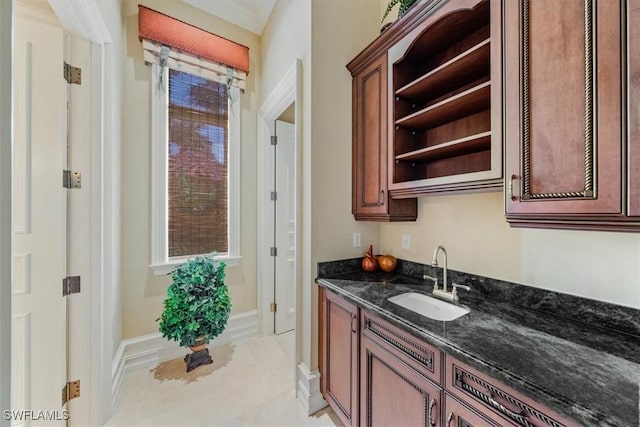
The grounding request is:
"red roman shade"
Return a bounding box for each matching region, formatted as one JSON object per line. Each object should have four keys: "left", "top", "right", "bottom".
{"left": 138, "top": 4, "right": 249, "bottom": 74}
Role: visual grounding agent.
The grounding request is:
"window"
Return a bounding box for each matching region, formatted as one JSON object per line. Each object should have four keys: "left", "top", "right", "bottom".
{"left": 150, "top": 64, "right": 241, "bottom": 275}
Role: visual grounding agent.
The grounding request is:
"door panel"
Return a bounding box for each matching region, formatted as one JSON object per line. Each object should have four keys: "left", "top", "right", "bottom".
{"left": 274, "top": 119, "right": 296, "bottom": 334}
{"left": 13, "top": 14, "right": 67, "bottom": 426}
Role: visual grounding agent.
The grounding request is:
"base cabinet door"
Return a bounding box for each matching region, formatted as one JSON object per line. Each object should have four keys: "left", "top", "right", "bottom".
{"left": 320, "top": 289, "right": 359, "bottom": 426}
{"left": 444, "top": 394, "right": 503, "bottom": 427}
{"left": 361, "top": 335, "right": 442, "bottom": 427}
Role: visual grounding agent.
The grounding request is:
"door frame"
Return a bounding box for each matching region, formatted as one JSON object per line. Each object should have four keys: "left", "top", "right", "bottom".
{"left": 257, "top": 59, "right": 303, "bottom": 338}
{"left": 1, "top": 1, "right": 117, "bottom": 425}
{"left": 0, "top": 2, "right": 14, "bottom": 425}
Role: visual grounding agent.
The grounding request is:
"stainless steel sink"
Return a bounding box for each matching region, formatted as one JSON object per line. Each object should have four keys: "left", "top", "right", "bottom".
{"left": 388, "top": 292, "right": 470, "bottom": 321}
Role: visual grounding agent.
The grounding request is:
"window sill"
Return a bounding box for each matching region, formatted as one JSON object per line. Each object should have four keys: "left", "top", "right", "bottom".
{"left": 149, "top": 255, "right": 241, "bottom": 276}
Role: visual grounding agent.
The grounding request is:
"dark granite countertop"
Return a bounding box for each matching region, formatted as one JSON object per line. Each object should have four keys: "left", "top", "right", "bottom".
{"left": 316, "top": 259, "right": 640, "bottom": 427}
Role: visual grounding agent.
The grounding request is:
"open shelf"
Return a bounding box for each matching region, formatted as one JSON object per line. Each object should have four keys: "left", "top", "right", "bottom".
{"left": 395, "top": 131, "right": 491, "bottom": 162}
{"left": 396, "top": 39, "right": 490, "bottom": 102}
{"left": 395, "top": 82, "right": 490, "bottom": 130}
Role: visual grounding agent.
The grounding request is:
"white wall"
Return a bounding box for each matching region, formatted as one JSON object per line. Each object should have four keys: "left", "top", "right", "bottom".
{"left": 93, "top": 0, "right": 124, "bottom": 360}
{"left": 0, "top": 1, "right": 13, "bottom": 423}
{"left": 120, "top": 0, "right": 261, "bottom": 339}
{"left": 380, "top": 192, "right": 640, "bottom": 308}
{"left": 309, "top": 0, "right": 381, "bottom": 369}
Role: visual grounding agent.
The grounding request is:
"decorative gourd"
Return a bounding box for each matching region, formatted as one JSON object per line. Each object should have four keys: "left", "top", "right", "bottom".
{"left": 362, "top": 245, "right": 378, "bottom": 272}
{"left": 377, "top": 255, "right": 397, "bottom": 273}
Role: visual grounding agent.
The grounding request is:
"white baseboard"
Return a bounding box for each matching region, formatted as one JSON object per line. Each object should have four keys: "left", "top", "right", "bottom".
{"left": 296, "top": 362, "right": 327, "bottom": 415}
{"left": 111, "top": 310, "right": 258, "bottom": 407}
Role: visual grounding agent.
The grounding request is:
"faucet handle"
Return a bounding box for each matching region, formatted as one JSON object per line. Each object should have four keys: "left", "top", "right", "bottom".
{"left": 423, "top": 274, "right": 438, "bottom": 290}
{"left": 451, "top": 283, "right": 470, "bottom": 301}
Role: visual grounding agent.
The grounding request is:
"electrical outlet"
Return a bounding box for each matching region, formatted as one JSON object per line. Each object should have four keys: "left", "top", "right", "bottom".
{"left": 353, "top": 233, "right": 361, "bottom": 248}
{"left": 402, "top": 234, "right": 411, "bottom": 250}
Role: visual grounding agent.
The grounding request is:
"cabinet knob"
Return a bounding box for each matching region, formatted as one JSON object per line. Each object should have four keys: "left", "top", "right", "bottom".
{"left": 509, "top": 174, "right": 518, "bottom": 201}
{"left": 351, "top": 314, "right": 357, "bottom": 333}
{"left": 446, "top": 412, "right": 454, "bottom": 427}
{"left": 380, "top": 189, "right": 385, "bottom": 205}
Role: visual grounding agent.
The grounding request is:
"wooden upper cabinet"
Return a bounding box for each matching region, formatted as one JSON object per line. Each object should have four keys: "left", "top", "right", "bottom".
{"left": 350, "top": 53, "right": 417, "bottom": 221}
{"left": 387, "top": 0, "right": 503, "bottom": 197}
{"left": 504, "top": 0, "right": 640, "bottom": 230}
{"left": 629, "top": 0, "right": 640, "bottom": 217}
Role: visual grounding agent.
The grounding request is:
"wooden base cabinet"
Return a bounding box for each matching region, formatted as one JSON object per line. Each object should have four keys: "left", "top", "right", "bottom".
{"left": 361, "top": 335, "right": 442, "bottom": 427}
{"left": 444, "top": 394, "right": 502, "bottom": 427}
{"left": 444, "top": 357, "right": 579, "bottom": 427}
{"left": 319, "top": 288, "right": 582, "bottom": 426}
{"left": 319, "top": 289, "right": 359, "bottom": 427}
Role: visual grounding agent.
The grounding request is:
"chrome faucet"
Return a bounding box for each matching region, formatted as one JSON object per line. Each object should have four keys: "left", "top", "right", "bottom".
{"left": 431, "top": 245, "right": 448, "bottom": 293}
{"left": 426, "top": 245, "right": 471, "bottom": 302}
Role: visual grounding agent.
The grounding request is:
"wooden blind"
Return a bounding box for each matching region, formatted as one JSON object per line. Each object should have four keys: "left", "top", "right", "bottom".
{"left": 168, "top": 69, "right": 228, "bottom": 257}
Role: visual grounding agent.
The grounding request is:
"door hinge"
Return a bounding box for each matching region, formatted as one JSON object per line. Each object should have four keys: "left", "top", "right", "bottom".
{"left": 63, "top": 62, "right": 82, "bottom": 85}
{"left": 270, "top": 135, "right": 278, "bottom": 145}
{"left": 270, "top": 191, "right": 278, "bottom": 201}
{"left": 62, "top": 380, "right": 80, "bottom": 405}
{"left": 62, "top": 276, "right": 81, "bottom": 296}
{"left": 270, "top": 302, "right": 277, "bottom": 313}
{"left": 63, "top": 170, "right": 82, "bottom": 189}
{"left": 270, "top": 247, "right": 278, "bottom": 257}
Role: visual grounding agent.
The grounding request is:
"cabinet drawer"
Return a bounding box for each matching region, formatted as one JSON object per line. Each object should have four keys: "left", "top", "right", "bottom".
{"left": 445, "top": 356, "right": 579, "bottom": 427}
{"left": 362, "top": 310, "right": 442, "bottom": 384}
{"left": 444, "top": 394, "right": 502, "bottom": 427}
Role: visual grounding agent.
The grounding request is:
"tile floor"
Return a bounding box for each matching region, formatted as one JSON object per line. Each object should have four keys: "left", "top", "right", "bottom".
{"left": 106, "top": 333, "right": 340, "bottom": 426}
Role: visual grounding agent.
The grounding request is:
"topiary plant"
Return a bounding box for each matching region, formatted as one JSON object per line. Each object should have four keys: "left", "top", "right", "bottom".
{"left": 382, "top": 0, "right": 418, "bottom": 22}
{"left": 157, "top": 255, "right": 231, "bottom": 348}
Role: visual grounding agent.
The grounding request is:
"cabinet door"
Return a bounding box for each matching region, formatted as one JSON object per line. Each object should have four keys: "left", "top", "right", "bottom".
{"left": 504, "top": 0, "right": 623, "bottom": 219}
{"left": 361, "top": 335, "right": 442, "bottom": 427}
{"left": 444, "top": 394, "right": 503, "bottom": 427}
{"left": 352, "top": 53, "right": 417, "bottom": 221}
{"left": 321, "top": 289, "right": 359, "bottom": 427}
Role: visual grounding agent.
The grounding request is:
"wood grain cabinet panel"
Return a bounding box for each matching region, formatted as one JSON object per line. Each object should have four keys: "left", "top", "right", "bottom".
{"left": 444, "top": 394, "right": 503, "bottom": 427}
{"left": 350, "top": 53, "right": 417, "bottom": 221}
{"left": 504, "top": 0, "right": 640, "bottom": 230}
{"left": 444, "top": 356, "right": 580, "bottom": 427}
{"left": 320, "top": 289, "right": 359, "bottom": 427}
{"left": 361, "top": 335, "right": 442, "bottom": 427}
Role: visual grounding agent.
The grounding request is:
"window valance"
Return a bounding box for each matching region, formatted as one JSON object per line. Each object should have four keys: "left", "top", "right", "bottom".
{"left": 138, "top": 5, "right": 249, "bottom": 90}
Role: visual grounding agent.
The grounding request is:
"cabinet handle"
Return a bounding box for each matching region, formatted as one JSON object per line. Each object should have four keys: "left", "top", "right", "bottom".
{"left": 351, "top": 314, "right": 357, "bottom": 333}
{"left": 380, "top": 189, "right": 385, "bottom": 205}
{"left": 508, "top": 174, "right": 518, "bottom": 201}
{"left": 428, "top": 398, "right": 437, "bottom": 426}
{"left": 446, "top": 412, "right": 454, "bottom": 427}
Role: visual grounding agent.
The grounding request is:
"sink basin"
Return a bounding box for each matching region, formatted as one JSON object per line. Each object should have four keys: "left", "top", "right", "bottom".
{"left": 388, "top": 292, "right": 470, "bottom": 321}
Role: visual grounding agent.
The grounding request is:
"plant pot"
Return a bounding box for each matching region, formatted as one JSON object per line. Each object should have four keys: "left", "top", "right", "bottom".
{"left": 184, "top": 337, "right": 212, "bottom": 372}
{"left": 189, "top": 342, "right": 207, "bottom": 352}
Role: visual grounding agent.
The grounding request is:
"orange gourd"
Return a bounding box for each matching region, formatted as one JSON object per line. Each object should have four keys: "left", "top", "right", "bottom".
{"left": 362, "top": 245, "right": 378, "bottom": 272}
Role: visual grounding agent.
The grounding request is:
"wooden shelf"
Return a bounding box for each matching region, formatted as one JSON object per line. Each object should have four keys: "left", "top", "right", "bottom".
{"left": 395, "top": 131, "right": 491, "bottom": 162}
{"left": 396, "top": 39, "right": 490, "bottom": 101}
{"left": 396, "top": 82, "right": 491, "bottom": 130}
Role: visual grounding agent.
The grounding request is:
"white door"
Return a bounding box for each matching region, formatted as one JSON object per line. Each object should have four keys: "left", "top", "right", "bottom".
{"left": 12, "top": 14, "right": 68, "bottom": 426}
{"left": 274, "top": 120, "right": 296, "bottom": 334}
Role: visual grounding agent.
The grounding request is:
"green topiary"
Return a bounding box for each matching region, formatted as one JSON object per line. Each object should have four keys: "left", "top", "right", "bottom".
{"left": 382, "top": 0, "right": 418, "bottom": 23}
{"left": 157, "top": 256, "right": 231, "bottom": 348}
